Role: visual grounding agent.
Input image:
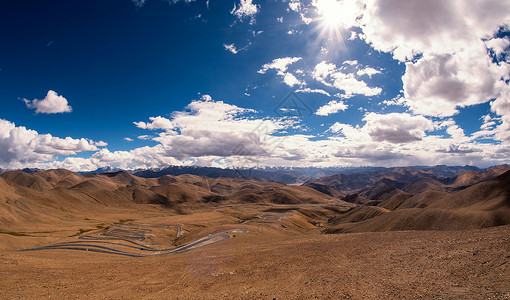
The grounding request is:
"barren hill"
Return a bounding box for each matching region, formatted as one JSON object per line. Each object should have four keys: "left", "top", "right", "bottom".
{"left": 324, "top": 170, "right": 510, "bottom": 233}
{"left": 304, "top": 165, "right": 510, "bottom": 200}
{"left": 0, "top": 169, "right": 348, "bottom": 233}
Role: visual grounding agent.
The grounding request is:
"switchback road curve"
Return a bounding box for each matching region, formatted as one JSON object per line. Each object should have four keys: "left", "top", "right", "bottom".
{"left": 22, "top": 223, "right": 248, "bottom": 257}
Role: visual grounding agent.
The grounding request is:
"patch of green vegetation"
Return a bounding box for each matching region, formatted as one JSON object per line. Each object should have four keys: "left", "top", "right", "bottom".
{"left": 0, "top": 231, "right": 29, "bottom": 236}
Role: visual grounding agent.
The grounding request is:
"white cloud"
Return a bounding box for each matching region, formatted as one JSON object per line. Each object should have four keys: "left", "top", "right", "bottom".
{"left": 382, "top": 96, "right": 406, "bottom": 107}
{"left": 132, "top": 97, "right": 296, "bottom": 161}
{"left": 362, "top": 113, "right": 434, "bottom": 143}
{"left": 134, "top": 116, "right": 173, "bottom": 131}
{"left": 287, "top": 0, "right": 312, "bottom": 24}
{"left": 258, "top": 57, "right": 303, "bottom": 87}
{"left": 200, "top": 94, "right": 213, "bottom": 101}
{"left": 13, "top": 100, "right": 509, "bottom": 171}
{"left": 23, "top": 90, "right": 72, "bottom": 114}
{"left": 360, "top": 0, "right": 510, "bottom": 61}
{"left": 316, "top": 100, "right": 348, "bottom": 116}
{"left": 288, "top": 0, "right": 301, "bottom": 12}
{"left": 94, "top": 141, "right": 108, "bottom": 147}
{"left": 124, "top": 137, "right": 134, "bottom": 142}
{"left": 490, "top": 87, "right": 510, "bottom": 141}
{"left": 313, "top": 61, "right": 382, "bottom": 97}
{"left": 343, "top": 60, "right": 358, "bottom": 66}
{"left": 295, "top": 88, "right": 331, "bottom": 97}
{"left": 357, "top": 67, "right": 381, "bottom": 78}
{"left": 486, "top": 37, "right": 510, "bottom": 59}
{"left": 138, "top": 135, "right": 152, "bottom": 140}
{"left": 403, "top": 49, "right": 507, "bottom": 117}
{"left": 348, "top": 31, "right": 358, "bottom": 40}
{"left": 0, "top": 119, "right": 98, "bottom": 168}
{"left": 330, "top": 113, "right": 434, "bottom": 144}
{"left": 223, "top": 43, "right": 238, "bottom": 54}
{"left": 231, "top": 0, "right": 259, "bottom": 22}
{"left": 282, "top": 73, "right": 302, "bottom": 87}
{"left": 258, "top": 57, "right": 302, "bottom": 74}
{"left": 351, "top": 0, "right": 510, "bottom": 123}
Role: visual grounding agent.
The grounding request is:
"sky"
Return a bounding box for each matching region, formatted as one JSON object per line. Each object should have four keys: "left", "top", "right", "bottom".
{"left": 1, "top": 0, "right": 510, "bottom": 171}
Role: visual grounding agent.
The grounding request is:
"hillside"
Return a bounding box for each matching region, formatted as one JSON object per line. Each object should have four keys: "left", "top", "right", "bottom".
{"left": 304, "top": 165, "right": 510, "bottom": 199}
{"left": 324, "top": 170, "right": 510, "bottom": 233}
{"left": 0, "top": 169, "right": 351, "bottom": 235}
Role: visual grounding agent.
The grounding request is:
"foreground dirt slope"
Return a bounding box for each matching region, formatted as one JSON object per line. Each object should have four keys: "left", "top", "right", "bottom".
{"left": 1, "top": 225, "right": 509, "bottom": 299}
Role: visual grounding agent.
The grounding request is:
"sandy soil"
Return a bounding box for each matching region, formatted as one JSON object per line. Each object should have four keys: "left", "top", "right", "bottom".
{"left": 1, "top": 214, "right": 509, "bottom": 299}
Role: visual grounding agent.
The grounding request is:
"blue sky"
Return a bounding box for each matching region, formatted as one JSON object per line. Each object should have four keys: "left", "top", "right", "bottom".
{"left": 1, "top": 0, "right": 510, "bottom": 171}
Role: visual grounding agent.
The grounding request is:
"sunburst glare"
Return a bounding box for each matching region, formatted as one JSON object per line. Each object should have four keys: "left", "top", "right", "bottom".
{"left": 311, "top": 0, "right": 362, "bottom": 51}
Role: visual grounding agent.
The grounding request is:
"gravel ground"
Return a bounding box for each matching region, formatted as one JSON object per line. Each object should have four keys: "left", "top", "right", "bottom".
{"left": 1, "top": 225, "right": 509, "bottom": 299}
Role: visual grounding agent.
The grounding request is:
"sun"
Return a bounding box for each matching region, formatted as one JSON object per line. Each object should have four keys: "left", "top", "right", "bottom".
{"left": 313, "top": 0, "right": 360, "bottom": 29}
{"left": 316, "top": 0, "right": 344, "bottom": 28}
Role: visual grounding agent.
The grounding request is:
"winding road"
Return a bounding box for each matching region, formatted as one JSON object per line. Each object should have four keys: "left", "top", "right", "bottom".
{"left": 22, "top": 223, "right": 248, "bottom": 257}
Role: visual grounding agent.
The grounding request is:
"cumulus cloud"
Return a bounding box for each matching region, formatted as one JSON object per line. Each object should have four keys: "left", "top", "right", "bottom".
{"left": 360, "top": 0, "right": 510, "bottom": 61}
{"left": 23, "top": 90, "right": 72, "bottom": 114}
{"left": 0, "top": 119, "right": 98, "bottom": 168}
{"left": 312, "top": 61, "right": 382, "bottom": 97}
{"left": 258, "top": 57, "right": 303, "bottom": 87}
{"left": 403, "top": 50, "right": 507, "bottom": 117}
{"left": 352, "top": 0, "right": 510, "bottom": 124}
{"left": 282, "top": 73, "right": 302, "bottom": 87}
{"left": 363, "top": 113, "right": 434, "bottom": 143}
{"left": 330, "top": 113, "right": 434, "bottom": 144}
{"left": 357, "top": 67, "right": 381, "bottom": 78}
{"left": 135, "top": 97, "right": 295, "bottom": 161}
{"left": 134, "top": 116, "right": 173, "bottom": 131}
{"left": 316, "top": 100, "right": 348, "bottom": 116}
{"left": 258, "top": 57, "right": 302, "bottom": 74}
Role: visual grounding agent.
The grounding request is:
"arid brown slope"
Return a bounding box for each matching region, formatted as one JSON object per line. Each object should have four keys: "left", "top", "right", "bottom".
{"left": 325, "top": 170, "right": 510, "bottom": 233}
{"left": 0, "top": 169, "right": 352, "bottom": 251}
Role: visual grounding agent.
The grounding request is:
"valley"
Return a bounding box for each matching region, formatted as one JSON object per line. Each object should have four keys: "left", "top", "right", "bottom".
{"left": 1, "top": 167, "right": 510, "bottom": 298}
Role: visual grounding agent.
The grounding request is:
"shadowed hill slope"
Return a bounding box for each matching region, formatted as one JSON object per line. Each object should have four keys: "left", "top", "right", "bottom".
{"left": 324, "top": 170, "right": 510, "bottom": 233}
